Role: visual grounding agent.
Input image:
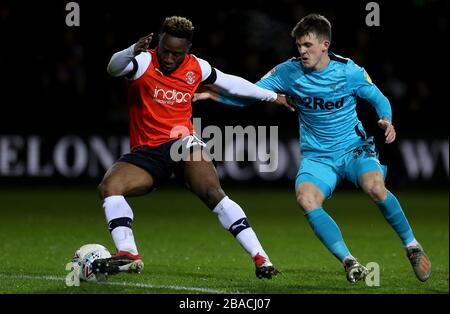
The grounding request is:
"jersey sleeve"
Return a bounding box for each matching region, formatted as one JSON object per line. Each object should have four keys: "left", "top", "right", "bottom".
{"left": 212, "top": 64, "right": 285, "bottom": 107}
{"left": 212, "top": 68, "right": 277, "bottom": 101}
{"left": 256, "top": 66, "right": 286, "bottom": 93}
{"left": 107, "top": 44, "right": 151, "bottom": 80}
{"left": 347, "top": 61, "right": 392, "bottom": 121}
{"left": 194, "top": 56, "right": 214, "bottom": 82}
{"left": 126, "top": 52, "right": 151, "bottom": 80}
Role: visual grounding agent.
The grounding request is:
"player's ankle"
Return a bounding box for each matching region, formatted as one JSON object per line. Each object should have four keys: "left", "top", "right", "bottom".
{"left": 253, "top": 252, "right": 269, "bottom": 267}
{"left": 405, "top": 239, "right": 419, "bottom": 249}
{"left": 116, "top": 250, "right": 141, "bottom": 259}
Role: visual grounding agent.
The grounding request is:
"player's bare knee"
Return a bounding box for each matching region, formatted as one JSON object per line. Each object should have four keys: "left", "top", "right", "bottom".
{"left": 205, "top": 186, "right": 226, "bottom": 209}
{"left": 364, "top": 181, "right": 387, "bottom": 202}
{"left": 98, "top": 181, "right": 113, "bottom": 200}
{"left": 297, "top": 193, "right": 320, "bottom": 212}
{"left": 97, "top": 181, "right": 108, "bottom": 199}
{"left": 98, "top": 179, "right": 122, "bottom": 199}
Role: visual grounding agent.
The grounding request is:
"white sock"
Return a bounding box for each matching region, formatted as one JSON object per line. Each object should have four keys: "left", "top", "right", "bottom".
{"left": 103, "top": 195, "right": 138, "bottom": 255}
{"left": 213, "top": 196, "right": 268, "bottom": 259}
{"left": 236, "top": 229, "right": 268, "bottom": 258}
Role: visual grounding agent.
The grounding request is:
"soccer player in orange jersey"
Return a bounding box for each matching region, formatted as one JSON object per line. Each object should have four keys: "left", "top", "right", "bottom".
{"left": 92, "top": 16, "right": 293, "bottom": 279}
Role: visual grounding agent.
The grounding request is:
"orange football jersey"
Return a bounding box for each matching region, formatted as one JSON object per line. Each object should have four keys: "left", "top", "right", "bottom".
{"left": 126, "top": 49, "right": 203, "bottom": 150}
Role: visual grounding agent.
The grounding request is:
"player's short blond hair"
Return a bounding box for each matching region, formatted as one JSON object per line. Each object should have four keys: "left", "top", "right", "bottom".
{"left": 161, "top": 16, "right": 194, "bottom": 42}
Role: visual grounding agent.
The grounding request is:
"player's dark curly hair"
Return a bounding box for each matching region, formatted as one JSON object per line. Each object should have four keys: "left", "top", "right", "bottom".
{"left": 291, "top": 13, "right": 331, "bottom": 41}
{"left": 160, "top": 16, "right": 194, "bottom": 42}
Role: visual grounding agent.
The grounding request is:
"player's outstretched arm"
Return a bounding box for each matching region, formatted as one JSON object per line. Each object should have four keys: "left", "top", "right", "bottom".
{"left": 107, "top": 33, "right": 153, "bottom": 77}
{"left": 377, "top": 118, "right": 396, "bottom": 144}
{"left": 204, "top": 69, "right": 295, "bottom": 111}
{"left": 193, "top": 87, "right": 295, "bottom": 112}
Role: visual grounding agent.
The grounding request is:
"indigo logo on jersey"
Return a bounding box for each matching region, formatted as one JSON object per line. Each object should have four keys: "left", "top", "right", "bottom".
{"left": 299, "top": 96, "right": 344, "bottom": 110}
{"left": 153, "top": 87, "right": 191, "bottom": 105}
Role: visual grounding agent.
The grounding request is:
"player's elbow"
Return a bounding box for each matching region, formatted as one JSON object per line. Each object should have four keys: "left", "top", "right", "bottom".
{"left": 106, "top": 53, "right": 126, "bottom": 77}
{"left": 107, "top": 61, "right": 121, "bottom": 77}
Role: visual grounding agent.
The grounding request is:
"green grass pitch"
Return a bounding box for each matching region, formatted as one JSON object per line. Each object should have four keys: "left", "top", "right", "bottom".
{"left": 0, "top": 186, "right": 447, "bottom": 294}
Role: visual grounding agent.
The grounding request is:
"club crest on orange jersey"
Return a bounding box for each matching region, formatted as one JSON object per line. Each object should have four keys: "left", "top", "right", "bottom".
{"left": 186, "top": 71, "right": 195, "bottom": 85}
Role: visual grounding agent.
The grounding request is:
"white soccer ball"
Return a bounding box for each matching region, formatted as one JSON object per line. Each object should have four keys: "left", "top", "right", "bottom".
{"left": 72, "top": 243, "right": 111, "bottom": 282}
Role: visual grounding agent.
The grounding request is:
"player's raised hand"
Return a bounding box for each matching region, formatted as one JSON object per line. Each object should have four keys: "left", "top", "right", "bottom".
{"left": 377, "top": 118, "right": 396, "bottom": 144}
{"left": 275, "top": 94, "right": 297, "bottom": 112}
{"left": 134, "top": 33, "right": 153, "bottom": 55}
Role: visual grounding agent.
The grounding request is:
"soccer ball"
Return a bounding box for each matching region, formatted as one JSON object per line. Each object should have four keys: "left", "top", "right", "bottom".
{"left": 71, "top": 243, "right": 111, "bottom": 282}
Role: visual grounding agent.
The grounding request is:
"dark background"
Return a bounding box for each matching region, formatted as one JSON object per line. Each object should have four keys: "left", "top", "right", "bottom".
{"left": 0, "top": 0, "right": 448, "bottom": 187}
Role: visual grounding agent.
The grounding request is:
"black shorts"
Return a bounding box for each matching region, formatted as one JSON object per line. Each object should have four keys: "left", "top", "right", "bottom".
{"left": 118, "top": 136, "right": 206, "bottom": 187}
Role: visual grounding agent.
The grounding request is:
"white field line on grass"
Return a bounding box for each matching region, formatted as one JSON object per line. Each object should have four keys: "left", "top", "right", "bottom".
{"left": 0, "top": 274, "right": 245, "bottom": 294}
